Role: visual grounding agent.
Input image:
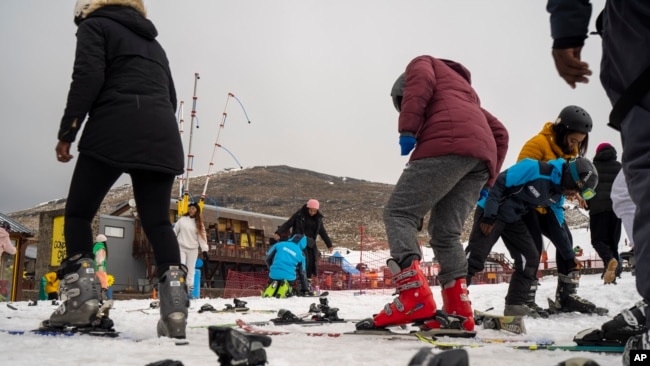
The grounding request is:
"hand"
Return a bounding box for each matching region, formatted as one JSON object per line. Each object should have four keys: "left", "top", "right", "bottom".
{"left": 551, "top": 47, "right": 592, "bottom": 89}
{"left": 328, "top": 247, "right": 333, "bottom": 254}
{"left": 573, "top": 256, "right": 582, "bottom": 270}
{"left": 273, "top": 233, "right": 280, "bottom": 241}
{"left": 576, "top": 195, "right": 588, "bottom": 209}
{"left": 55, "top": 140, "right": 73, "bottom": 163}
{"left": 480, "top": 222, "right": 494, "bottom": 236}
{"left": 399, "top": 135, "right": 416, "bottom": 156}
{"left": 202, "top": 251, "right": 209, "bottom": 261}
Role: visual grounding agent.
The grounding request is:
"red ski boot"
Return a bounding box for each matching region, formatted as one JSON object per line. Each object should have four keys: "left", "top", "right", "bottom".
{"left": 371, "top": 259, "right": 437, "bottom": 328}
{"left": 423, "top": 278, "right": 474, "bottom": 331}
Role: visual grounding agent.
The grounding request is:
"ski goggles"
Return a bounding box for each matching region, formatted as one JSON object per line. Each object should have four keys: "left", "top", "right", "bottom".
{"left": 569, "top": 159, "right": 596, "bottom": 201}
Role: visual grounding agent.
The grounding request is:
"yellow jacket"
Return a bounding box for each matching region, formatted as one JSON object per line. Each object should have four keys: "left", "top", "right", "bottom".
{"left": 517, "top": 122, "right": 578, "bottom": 214}
{"left": 517, "top": 122, "right": 578, "bottom": 163}
{"left": 44, "top": 272, "right": 60, "bottom": 294}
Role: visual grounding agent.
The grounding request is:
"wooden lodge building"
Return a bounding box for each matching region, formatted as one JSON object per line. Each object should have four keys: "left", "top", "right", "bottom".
{"left": 100, "top": 200, "right": 288, "bottom": 293}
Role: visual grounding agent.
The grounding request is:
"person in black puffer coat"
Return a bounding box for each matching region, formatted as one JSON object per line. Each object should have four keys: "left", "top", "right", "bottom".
{"left": 274, "top": 199, "right": 334, "bottom": 293}
{"left": 51, "top": 0, "right": 187, "bottom": 339}
{"left": 587, "top": 143, "right": 622, "bottom": 284}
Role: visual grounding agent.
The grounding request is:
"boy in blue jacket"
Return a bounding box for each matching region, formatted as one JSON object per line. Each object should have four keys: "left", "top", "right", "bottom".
{"left": 465, "top": 157, "right": 604, "bottom": 317}
{"left": 263, "top": 234, "right": 309, "bottom": 298}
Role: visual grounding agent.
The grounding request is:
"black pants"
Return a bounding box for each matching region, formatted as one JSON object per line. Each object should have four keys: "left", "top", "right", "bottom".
{"left": 589, "top": 211, "right": 622, "bottom": 265}
{"left": 304, "top": 245, "right": 319, "bottom": 278}
{"left": 522, "top": 210, "right": 576, "bottom": 275}
{"left": 64, "top": 154, "right": 180, "bottom": 274}
{"left": 465, "top": 208, "right": 539, "bottom": 305}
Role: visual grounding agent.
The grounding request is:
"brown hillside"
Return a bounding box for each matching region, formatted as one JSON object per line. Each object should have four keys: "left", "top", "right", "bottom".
{"left": 8, "top": 165, "right": 589, "bottom": 250}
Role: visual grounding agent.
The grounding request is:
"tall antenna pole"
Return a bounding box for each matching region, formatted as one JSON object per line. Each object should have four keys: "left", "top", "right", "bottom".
{"left": 180, "top": 73, "right": 200, "bottom": 216}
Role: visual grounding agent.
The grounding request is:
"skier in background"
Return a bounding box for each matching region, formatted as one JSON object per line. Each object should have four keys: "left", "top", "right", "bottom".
{"left": 44, "top": 271, "right": 60, "bottom": 301}
{"left": 587, "top": 143, "right": 622, "bottom": 284}
{"left": 358, "top": 55, "right": 508, "bottom": 332}
{"left": 263, "top": 234, "right": 309, "bottom": 298}
{"left": 274, "top": 199, "right": 334, "bottom": 293}
{"left": 173, "top": 202, "right": 209, "bottom": 297}
{"left": 50, "top": 0, "right": 187, "bottom": 339}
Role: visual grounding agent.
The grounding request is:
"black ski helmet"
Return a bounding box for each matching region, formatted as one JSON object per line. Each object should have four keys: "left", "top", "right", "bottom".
{"left": 555, "top": 105, "right": 593, "bottom": 133}
{"left": 565, "top": 157, "right": 599, "bottom": 200}
{"left": 0, "top": 221, "right": 9, "bottom": 231}
{"left": 391, "top": 73, "right": 406, "bottom": 112}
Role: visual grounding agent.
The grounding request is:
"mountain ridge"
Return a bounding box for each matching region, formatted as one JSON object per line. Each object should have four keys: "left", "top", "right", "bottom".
{"left": 8, "top": 165, "right": 589, "bottom": 249}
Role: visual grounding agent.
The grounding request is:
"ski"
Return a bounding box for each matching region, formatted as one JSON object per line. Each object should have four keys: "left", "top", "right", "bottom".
{"left": 473, "top": 309, "right": 526, "bottom": 334}
{"left": 512, "top": 344, "right": 625, "bottom": 353}
{"left": 572, "top": 327, "right": 628, "bottom": 347}
{"left": 236, "top": 318, "right": 343, "bottom": 337}
{"left": 235, "top": 319, "right": 476, "bottom": 340}
{"left": 1, "top": 326, "right": 190, "bottom": 345}
{"left": 196, "top": 298, "right": 276, "bottom": 314}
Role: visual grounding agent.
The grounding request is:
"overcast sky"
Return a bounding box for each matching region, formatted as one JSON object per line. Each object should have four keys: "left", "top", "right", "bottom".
{"left": 0, "top": 0, "right": 617, "bottom": 214}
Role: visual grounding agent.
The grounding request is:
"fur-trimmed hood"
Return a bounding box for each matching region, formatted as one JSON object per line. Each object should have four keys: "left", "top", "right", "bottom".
{"left": 75, "top": 0, "right": 147, "bottom": 25}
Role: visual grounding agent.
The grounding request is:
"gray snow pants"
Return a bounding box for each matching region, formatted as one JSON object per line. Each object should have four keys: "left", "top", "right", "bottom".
{"left": 384, "top": 155, "right": 489, "bottom": 285}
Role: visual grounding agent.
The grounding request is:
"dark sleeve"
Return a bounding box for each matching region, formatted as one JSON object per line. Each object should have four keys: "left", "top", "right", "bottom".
{"left": 276, "top": 211, "right": 298, "bottom": 235}
{"left": 481, "top": 108, "right": 509, "bottom": 186}
{"left": 58, "top": 19, "right": 107, "bottom": 142}
{"left": 482, "top": 171, "right": 507, "bottom": 223}
{"left": 265, "top": 246, "right": 277, "bottom": 267}
{"left": 318, "top": 220, "right": 333, "bottom": 248}
{"left": 546, "top": 0, "right": 592, "bottom": 49}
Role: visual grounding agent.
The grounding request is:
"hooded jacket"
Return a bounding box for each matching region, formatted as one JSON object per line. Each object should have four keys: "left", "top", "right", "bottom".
{"left": 589, "top": 145, "right": 621, "bottom": 215}
{"left": 266, "top": 236, "right": 307, "bottom": 281}
{"left": 517, "top": 122, "right": 579, "bottom": 163}
{"left": 276, "top": 205, "right": 333, "bottom": 248}
{"left": 398, "top": 55, "right": 509, "bottom": 186}
{"left": 58, "top": 1, "right": 183, "bottom": 174}
{"left": 479, "top": 158, "right": 564, "bottom": 225}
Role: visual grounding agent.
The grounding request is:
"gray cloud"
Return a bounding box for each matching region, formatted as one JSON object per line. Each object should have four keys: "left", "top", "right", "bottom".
{"left": 0, "top": 0, "right": 618, "bottom": 213}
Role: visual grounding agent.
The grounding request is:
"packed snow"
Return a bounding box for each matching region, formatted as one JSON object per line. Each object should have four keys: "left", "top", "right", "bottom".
{"left": 0, "top": 228, "right": 636, "bottom": 366}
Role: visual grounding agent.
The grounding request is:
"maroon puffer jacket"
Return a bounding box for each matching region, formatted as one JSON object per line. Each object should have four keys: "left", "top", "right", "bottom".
{"left": 399, "top": 55, "right": 509, "bottom": 186}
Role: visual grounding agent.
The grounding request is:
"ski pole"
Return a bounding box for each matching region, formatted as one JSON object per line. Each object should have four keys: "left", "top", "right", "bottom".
{"left": 180, "top": 73, "right": 200, "bottom": 216}
{"left": 176, "top": 100, "right": 185, "bottom": 218}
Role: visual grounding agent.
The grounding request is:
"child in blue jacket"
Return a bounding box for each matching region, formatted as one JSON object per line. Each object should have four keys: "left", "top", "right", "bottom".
{"left": 263, "top": 235, "right": 309, "bottom": 298}
{"left": 465, "top": 157, "right": 603, "bottom": 317}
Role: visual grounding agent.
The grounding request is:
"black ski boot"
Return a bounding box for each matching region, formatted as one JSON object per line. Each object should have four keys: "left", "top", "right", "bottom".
{"left": 601, "top": 300, "right": 647, "bottom": 343}
{"left": 47, "top": 253, "right": 101, "bottom": 327}
{"left": 526, "top": 280, "right": 549, "bottom": 318}
{"left": 233, "top": 298, "right": 248, "bottom": 310}
{"left": 623, "top": 329, "right": 650, "bottom": 366}
{"left": 157, "top": 265, "right": 189, "bottom": 339}
{"left": 549, "top": 271, "right": 608, "bottom": 315}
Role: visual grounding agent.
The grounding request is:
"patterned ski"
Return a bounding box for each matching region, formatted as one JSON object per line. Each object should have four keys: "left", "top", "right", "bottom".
{"left": 473, "top": 310, "right": 526, "bottom": 334}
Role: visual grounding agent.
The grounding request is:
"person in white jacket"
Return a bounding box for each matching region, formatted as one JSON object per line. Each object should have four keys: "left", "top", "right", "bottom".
{"left": 173, "top": 203, "right": 209, "bottom": 295}
{"left": 0, "top": 222, "right": 16, "bottom": 257}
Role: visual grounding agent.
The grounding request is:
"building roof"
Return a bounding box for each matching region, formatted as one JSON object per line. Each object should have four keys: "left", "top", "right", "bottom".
{"left": 0, "top": 212, "right": 34, "bottom": 236}
{"left": 107, "top": 199, "right": 288, "bottom": 236}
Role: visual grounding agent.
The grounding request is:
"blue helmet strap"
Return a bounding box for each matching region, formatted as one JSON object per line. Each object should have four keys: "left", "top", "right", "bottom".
{"left": 569, "top": 159, "right": 583, "bottom": 189}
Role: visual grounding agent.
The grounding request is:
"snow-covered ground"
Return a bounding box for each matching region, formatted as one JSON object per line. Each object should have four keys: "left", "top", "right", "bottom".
{"left": 0, "top": 228, "right": 637, "bottom": 366}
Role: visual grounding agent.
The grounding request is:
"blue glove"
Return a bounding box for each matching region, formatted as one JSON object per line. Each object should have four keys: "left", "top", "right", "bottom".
{"left": 479, "top": 188, "right": 489, "bottom": 200}
{"left": 399, "top": 135, "right": 416, "bottom": 156}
